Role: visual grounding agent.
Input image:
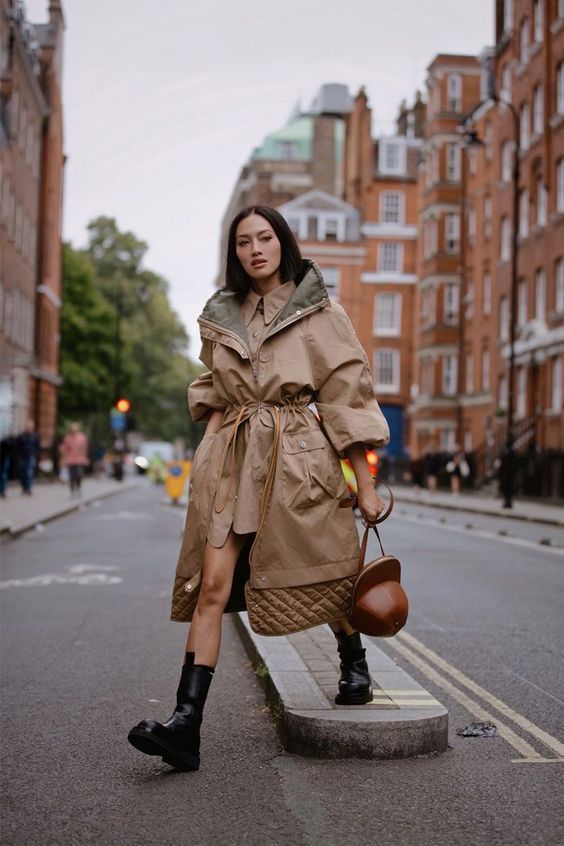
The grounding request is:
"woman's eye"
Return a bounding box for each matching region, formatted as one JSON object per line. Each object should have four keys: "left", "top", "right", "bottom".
{"left": 261, "top": 236, "right": 272, "bottom": 242}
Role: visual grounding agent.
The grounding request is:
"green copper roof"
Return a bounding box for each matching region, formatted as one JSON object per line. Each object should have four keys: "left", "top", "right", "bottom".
{"left": 252, "top": 116, "right": 314, "bottom": 161}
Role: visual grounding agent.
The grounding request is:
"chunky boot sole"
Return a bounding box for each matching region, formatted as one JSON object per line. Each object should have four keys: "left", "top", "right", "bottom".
{"left": 335, "top": 687, "right": 374, "bottom": 706}
{"left": 127, "top": 724, "right": 200, "bottom": 771}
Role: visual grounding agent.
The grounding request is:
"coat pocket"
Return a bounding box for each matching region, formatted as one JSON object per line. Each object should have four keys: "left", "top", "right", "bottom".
{"left": 281, "top": 431, "right": 342, "bottom": 510}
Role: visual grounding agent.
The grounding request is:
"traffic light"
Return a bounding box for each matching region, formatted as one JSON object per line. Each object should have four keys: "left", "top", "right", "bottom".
{"left": 365, "top": 449, "right": 379, "bottom": 478}
{"left": 116, "top": 398, "right": 131, "bottom": 413}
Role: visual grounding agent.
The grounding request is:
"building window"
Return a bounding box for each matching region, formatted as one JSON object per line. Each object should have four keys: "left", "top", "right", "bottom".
{"left": 483, "top": 274, "right": 492, "bottom": 315}
{"left": 465, "top": 281, "right": 475, "bottom": 320}
{"left": 485, "top": 120, "right": 493, "bottom": 160}
{"left": 484, "top": 196, "right": 492, "bottom": 239}
{"left": 278, "top": 140, "right": 297, "bottom": 159}
{"left": 307, "top": 216, "right": 318, "bottom": 240}
{"left": 380, "top": 192, "right": 404, "bottom": 224}
{"left": 501, "top": 64, "right": 512, "bottom": 101}
{"left": 557, "top": 159, "right": 564, "bottom": 213}
{"left": 500, "top": 217, "right": 511, "bottom": 262}
{"left": 374, "top": 293, "right": 402, "bottom": 336}
{"left": 444, "top": 282, "right": 459, "bottom": 325}
{"left": 556, "top": 258, "right": 564, "bottom": 313}
{"left": 380, "top": 139, "right": 406, "bottom": 175}
{"left": 533, "top": 0, "right": 543, "bottom": 42}
{"left": 442, "top": 354, "right": 458, "bottom": 396}
{"left": 421, "top": 357, "right": 435, "bottom": 396}
{"left": 445, "top": 213, "right": 460, "bottom": 253}
{"left": 466, "top": 354, "right": 474, "bottom": 394}
{"left": 504, "top": 0, "right": 513, "bottom": 32}
{"left": 533, "top": 84, "right": 543, "bottom": 135}
{"left": 552, "top": 357, "right": 563, "bottom": 413}
{"left": 440, "top": 429, "right": 456, "bottom": 452}
{"left": 519, "top": 189, "right": 529, "bottom": 237}
{"left": 536, "top": 177, "right": 547, "bottom": 225}
{"left": 535, "top": 269, "right": 546, "bottom": 321}
{"left": 322, "top": 267, "right": 340, "bottom": 301}
{"left": 517, "top": 367, "right": 527, "bottom": 418}
{"left": 374, "top": 349, "right": 400, "bottom": 393}
{"left": 447, "top": 74, "right": 462, "bottom": 111}
{"left": 499, "top": 374, "right": 508, "bottom": 409}
{"left": 500, "top": 295, "right": 509, "bottom": 340}
{"left": 421, "top": 287, "right": 437, "bottom": 326}
{"left": 520, "top": 18, "right": 530, "bottom": 65}
{"left": 501, "top": 141, "right": 512, "bottom": 182}
{"left": 482, "top": 349, "right": 490, "bottom": 391}
{"left": 557, "top": 64, "right": 564, "bottom": 115}
{"left": 323, "top": 218, "right": 339, "bottom": 241}
{"left": 446, "top": 143, "right": 461, "bottom": 181}
{"left": 520, "top": 103, "right": 530, "bottom": 151}
{"left": 379, "top": 242, "right": 402, "bottom": 272}
{"left": 518, "top": 278, "right": 528, "bottom": 327}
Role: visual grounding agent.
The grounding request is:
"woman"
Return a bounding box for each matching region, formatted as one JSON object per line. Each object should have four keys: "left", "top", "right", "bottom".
{"left": 60, "top": 422, "right": 89, "bottom": 496}
{"left": 128, "top": 206, "right": 390, "bottom": 770}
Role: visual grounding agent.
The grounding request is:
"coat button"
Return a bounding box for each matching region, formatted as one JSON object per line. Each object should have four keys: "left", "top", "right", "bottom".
{"left": 253, "top": 331, "right": 258, "bottom": 338}
{"left": 211, "top": 332, "right": 216, "bottom": 338}
{"left": 185, "top": 584, "right": 193, "bottom": 592}
{"left": 296, "top": 309, "right": 301, "bottom": 315}
{"left": 299, "top": 441, "right": 306, "bottom": 449}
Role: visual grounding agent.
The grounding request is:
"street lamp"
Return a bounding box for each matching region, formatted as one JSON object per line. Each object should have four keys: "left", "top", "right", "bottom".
{"left": 461, "top": 97, "right": 520, "bottom": 509}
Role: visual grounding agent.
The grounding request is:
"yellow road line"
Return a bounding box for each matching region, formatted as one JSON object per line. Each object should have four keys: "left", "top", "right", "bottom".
{"left": 387, "top": 638, "right": 542, "bottom": 759}
{"left": 398, "top": 631, "right": 564, "bottom": 759}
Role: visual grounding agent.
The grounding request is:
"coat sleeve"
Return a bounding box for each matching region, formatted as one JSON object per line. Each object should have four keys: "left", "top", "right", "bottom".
{"left": 187, "top": 339, "right": 227, "bottom": 422}
{"left": 308, "top": 303, "right": 390, "bottom": 456}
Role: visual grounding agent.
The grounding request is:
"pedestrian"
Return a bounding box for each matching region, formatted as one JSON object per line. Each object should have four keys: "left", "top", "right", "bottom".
{"left": 16, "top": 419, "right": 40, "bottom": 495}
{"left": 60, "top": 422, "right": 89, "bottom": 496}
{"left": 128, "top": 206, "right": 390, "bottom": 771}
{"left": 424, "top": 444, "right": 440, "bottom": 492}
{"left": 0, "top": 433, "right": 16, "bottom": 497}
{"left": 445, "top": 447, "right": 470, "bottom": 494}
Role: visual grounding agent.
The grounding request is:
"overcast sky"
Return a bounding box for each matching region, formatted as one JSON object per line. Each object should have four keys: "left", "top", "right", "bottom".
{"left": 26, "top": 0, "right": 493, "bottom": 357}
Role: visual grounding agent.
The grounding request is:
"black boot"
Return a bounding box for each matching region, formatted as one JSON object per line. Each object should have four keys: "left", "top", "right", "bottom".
{"left": 333, "top": 630, "right": 373, "bottom": 705}
{"left": 127, "top": 652, "right": 214, "bottom": 770}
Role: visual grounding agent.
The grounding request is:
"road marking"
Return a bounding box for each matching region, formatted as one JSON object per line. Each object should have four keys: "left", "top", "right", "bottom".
{"left": 397, "top": 515, "right": 564, "bottom": 557}
{"left": 0, "top": 564, "right": 122, "bottom": 589}
{"left": 389, "top": 632, "right": 564, "bottom": 763}
{"left": 398, "top": 631, "right": 564, "bottom": 758}
{"left": 386, "top": 637, "right": 542, "bottom": 760}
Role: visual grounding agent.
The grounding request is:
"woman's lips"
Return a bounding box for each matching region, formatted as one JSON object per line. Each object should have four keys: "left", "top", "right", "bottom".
{"left": 252, "top": 260, "right": 267, "bottom": 268}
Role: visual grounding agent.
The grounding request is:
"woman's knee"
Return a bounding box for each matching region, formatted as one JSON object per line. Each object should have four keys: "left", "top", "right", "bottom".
{"left": 198, "top": 573, "right": 231, "bottom": 612}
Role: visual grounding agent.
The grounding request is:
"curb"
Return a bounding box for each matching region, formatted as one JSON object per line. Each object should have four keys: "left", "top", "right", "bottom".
{"left": 0, "top": 481, "right": 140, "bottom": 539}
{"left": 393, "top": 490, "right": 564, "bottom": 528}
{"left": 235, "top": 612, "right": 448, "bottom": 760}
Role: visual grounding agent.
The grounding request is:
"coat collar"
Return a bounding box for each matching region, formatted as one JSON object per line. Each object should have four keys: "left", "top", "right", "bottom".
{"left": 198, "top": 260, "right": 329, "bottom": 347}
{"left": 241, "top": 281, "right": 296, "bottom": 327}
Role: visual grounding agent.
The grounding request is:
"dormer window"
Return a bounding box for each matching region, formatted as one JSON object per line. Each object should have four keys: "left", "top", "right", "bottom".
{"left": 379, "top": 138, "right": 406, "bottom": 175}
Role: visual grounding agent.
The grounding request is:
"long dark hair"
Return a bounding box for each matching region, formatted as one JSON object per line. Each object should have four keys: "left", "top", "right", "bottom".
{"left": 225, "top": 205, "right": 303, "bottom": 298}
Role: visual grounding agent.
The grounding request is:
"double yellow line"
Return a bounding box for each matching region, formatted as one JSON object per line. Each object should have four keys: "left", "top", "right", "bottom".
{"left": 386, "top": 631, "right": 564, "bottom": 763}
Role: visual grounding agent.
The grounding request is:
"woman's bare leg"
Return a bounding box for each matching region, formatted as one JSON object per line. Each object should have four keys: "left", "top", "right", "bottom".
{"left": 186, "top": 530, "right": 248, "bottom": 667}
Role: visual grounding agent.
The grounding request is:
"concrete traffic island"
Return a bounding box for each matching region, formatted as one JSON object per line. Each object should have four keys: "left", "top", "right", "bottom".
{"left": 236, "top": 613, "right": 448, "bottom": 759}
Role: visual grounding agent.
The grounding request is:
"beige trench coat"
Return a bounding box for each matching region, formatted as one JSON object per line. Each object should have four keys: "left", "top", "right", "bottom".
{"left": 171, "top": 260, "right": 390, "bottom": 622}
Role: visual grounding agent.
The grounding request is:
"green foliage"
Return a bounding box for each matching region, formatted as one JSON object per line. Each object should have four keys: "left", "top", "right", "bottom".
{"left": 59, "top": 217, "right": 205, "bottom": 449}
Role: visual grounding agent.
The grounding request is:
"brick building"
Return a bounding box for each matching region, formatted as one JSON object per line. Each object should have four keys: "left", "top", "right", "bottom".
{"left": 0, "top": 0, "right": 64, "bottom": 448}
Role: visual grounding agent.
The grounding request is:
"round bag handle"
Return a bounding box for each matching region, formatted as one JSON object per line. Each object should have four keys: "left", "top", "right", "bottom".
{"left": 361, "top": 479, "right": 394, "bottom": 526}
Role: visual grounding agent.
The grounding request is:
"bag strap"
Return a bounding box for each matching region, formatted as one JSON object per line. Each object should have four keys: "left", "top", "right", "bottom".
{"left": 357, "top": 481, "right": 394, "bottom": 573}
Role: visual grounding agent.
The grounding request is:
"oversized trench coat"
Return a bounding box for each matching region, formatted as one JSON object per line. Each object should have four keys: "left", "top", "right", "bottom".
{"left": 170, "top": 260, "right": 390, "bottom": 624}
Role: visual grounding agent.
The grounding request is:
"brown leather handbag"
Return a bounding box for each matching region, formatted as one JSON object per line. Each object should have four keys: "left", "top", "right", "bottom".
{"left": 349, "top": 485, "right": 408, "bottom": 637}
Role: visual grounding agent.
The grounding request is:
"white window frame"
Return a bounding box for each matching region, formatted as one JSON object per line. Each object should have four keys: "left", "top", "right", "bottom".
{"left": 500, "top": 217, "right": 511, "bottom": 262}
{"left": 516, "top": 366, "right": 527, "bottom": 418}
{"left": 379, "top": 191, "right": 405, "bottom": 225}
{"left": 519, "top": 189, "right": 529, "bottom": 237}
{"left": 501, "top": 65, "right": 512, "bottom": 101}
{"left": 321, "top": 267, "right": 340, "bottom": 301}
{"left": 374, "top": 349, "right": 400, "bottom": 394}
{"left": 499, "top": 374, "right": 508, "bottom": 410}
{"left": 466, "top": 354, "right": 474, "bottom": 394}
{"left": 533, "top": 0, "right": 543, "bottom": 42}
{"left": 500, "top": 295, "right": 509, "bottom": 341}
{"left": 535, "top": 268, "right": 546, "bottom": 321}
{"left": 379, "top": 138, "right": 406, "bottom": 176}
{"left": 520, "top": 102, "right": 530, "bottom": 151}
{"left": 520, "top": 17, "right": 530, "bottom": 65}
{"left": 445, "top": 213, "right": 460, "bottom": 254}
{"left": 484, "top": 196, "right": 492, "bottom": 239}
{"left": 557, "top": 159, "right": 564, "bottom": 213}
{"left": 374, "top": 292, "right": 402, "bottom": 337}
{"left": 465, "top": 281, "right": 475, "bottom": 320}
{"left": 444, "top": 282, "right": 459, "bottom": 325}
{"left": 482, "top": 348, "right": 490, "bottom": 392}
{"left": 378, "top": 242, "right": 403, "bottom": 273}
{"left": 442, "top": 354, "right": 458, "bottom": 396}
{"left": 440, "top": 429, "right": 456, "bottom": 452}
{"left": 537, "top": 178, "right": 547, "bottom": 225}
{"left": 446, "top": 143, "right": 461, "bottom": 181}
{"left": 483, "top": 274, "right": 492, "bottom": 316}
{"left": 504, "top": 0, "right": 513, "bottom": 33}
{"left": 558, "top": 64, "right": 564, "bottom": 115}
{"left": 501, "top": 141, "right": 512, "bottom": 182}
{"left": 447, "top": 74, "right": 462, "bottom": 111}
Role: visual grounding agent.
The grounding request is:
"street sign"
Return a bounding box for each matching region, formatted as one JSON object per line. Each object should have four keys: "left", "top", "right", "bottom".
{"left": 110, "top": 409, "right": 126, "bottom": 432}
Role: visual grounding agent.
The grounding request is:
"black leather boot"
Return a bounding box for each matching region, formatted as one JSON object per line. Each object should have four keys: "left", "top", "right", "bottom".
{"left": 333, "top": 629, "right": 373, "bottom": 705}
{"left": 127, "top": 652, "right": 214, "bottom": 770}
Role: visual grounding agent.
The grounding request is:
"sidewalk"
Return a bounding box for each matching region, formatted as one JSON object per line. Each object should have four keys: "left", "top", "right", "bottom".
{"left": 236, "top": 613, "right": 448, "bottom": 759}
{"left": 0, "top": 475, "right": 140, "bottom": 537}
{"left": 392, "top": 485, "right": 564, "bottom": 527}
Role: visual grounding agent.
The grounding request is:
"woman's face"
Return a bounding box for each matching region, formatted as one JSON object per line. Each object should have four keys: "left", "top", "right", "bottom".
{"left": 235, "top": 214, "right": 282, "bottom": 290}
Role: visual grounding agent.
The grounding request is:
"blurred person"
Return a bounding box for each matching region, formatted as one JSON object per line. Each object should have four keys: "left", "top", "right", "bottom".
{"left": 60, "top": 422, "right": 89, "bottom": 496}
{"left": 445, "top": 447, "right": 470, "bottom": 495}
{"left": 128, "top": 206, "right": 390, "bottom": 771}
{"left": 16, "top": 419, "right": 40, "bottom": 495}
{"left": 424, "top": 445, "right": 440, "bottom": 492}
{"left": 0, "top": 433, "right": 16, "bottom": 497}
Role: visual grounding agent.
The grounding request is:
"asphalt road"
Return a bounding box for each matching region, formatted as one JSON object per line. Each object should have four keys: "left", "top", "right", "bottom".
{"left": 1, "top": 482, "right": 563, "bottom": 846}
